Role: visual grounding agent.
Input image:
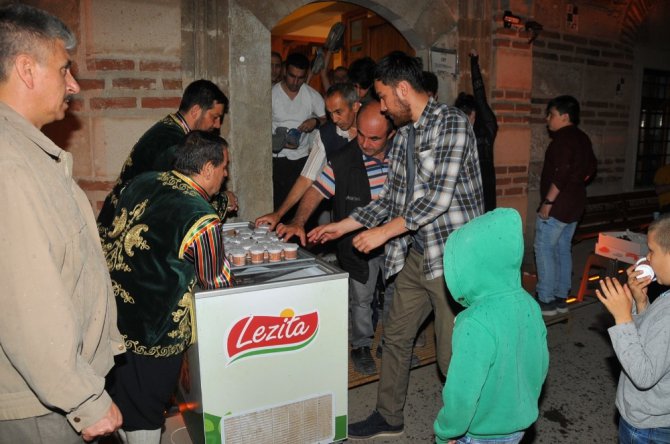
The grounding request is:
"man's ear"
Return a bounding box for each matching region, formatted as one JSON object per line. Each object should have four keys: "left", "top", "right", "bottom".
{"left": 396, "top": 80, "right": 411, "bottom": 99}
{"left": 202, "top": 161, "right": 214, "bottom": 179}
{"left": 188, "top": 104, "right": 202, "bottom": 121}
{"left": 352, "top": 101, "right": 362, "bottom": 114}
{"left": 14, "top": 54, "right": 37, "bottom": 89}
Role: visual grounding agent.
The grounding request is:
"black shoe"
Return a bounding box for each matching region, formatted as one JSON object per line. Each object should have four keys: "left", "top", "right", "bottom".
{"left": 555, "top": 298, "right": 569, "bottom": 314}
{"left": 348, "top": 410, "right": 403, "bottom": 439}
{"left": 538, "top": 299, "right": 558, "bottom": 316}
{"left": 375, "top": 343, "right": 421, "bottom": 367}
{"left": 351, "top": 346, "right": 376, "bottom": 375}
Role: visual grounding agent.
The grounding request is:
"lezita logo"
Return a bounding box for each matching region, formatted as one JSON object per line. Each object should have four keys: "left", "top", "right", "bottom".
{"left": 226, "top": 308, "right": 319, "bottom": 364}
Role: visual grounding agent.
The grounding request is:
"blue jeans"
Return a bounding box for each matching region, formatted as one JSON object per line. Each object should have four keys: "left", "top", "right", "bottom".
{"left": 534, "top": 216, "right": 577, "bottom": 304}
{"left": 619, "top": 416, "right": 670, "bottom": 443}
{"left": 456, "top": 431, "right": 524, "bottom": 444}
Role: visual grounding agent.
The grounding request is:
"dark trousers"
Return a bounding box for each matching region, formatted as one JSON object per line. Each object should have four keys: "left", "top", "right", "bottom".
{"left": 272, "top": 156, "right": 307, "bottom": 223}
{"left": 106, "top": 351, "right": 183, "bottom": 431}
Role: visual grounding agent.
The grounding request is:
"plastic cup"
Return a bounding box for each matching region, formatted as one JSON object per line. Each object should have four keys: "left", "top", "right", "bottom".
{"left": 283, "top": 243, "right": 299, "bottom": 260}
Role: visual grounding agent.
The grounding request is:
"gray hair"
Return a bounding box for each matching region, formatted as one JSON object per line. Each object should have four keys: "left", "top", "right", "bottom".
{"left": 0, "top": 3, "right": 76, "bottom": 81}
{"left": 325, "top": 82, "right": 359, "bottom": 107}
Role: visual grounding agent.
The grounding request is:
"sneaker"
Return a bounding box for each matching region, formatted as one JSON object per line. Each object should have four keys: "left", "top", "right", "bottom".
{"left": 351, "top": 346, "right": 377, "bottom": 375}
{"left": 555, "top": 298, "right": 569, "bottom": 314}
{"left": 348, "top": 410, "right": 403, "bottom": 439}
{"left": 538, "top": 299, "right": 558, "bottom": 316}
{"left": 375, "top": 343, "right": 421, "bottom": 367}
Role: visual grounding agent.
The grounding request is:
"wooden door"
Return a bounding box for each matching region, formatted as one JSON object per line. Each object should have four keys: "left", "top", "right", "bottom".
{"left": 342, "top": 9, "right": 414, "bottom": 64}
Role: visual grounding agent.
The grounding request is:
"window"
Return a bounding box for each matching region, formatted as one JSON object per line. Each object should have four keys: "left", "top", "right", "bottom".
{"left": 635, "top": 69, "right": 670, "bottom": 186}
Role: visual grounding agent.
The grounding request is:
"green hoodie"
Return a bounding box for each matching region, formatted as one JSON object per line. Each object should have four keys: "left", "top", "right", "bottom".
{"left": 434, "top": 208, "right": 549, "bottom": 442}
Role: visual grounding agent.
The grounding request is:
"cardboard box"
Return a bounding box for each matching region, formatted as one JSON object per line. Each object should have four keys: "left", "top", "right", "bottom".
{"left": 595, "top": 231, "right": 648, "bottom": 264}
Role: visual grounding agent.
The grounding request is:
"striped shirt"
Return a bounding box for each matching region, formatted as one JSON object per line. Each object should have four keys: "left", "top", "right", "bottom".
{"left": 300, "top": 125, "right": 355, "bottom": 181}
{"left": 178, "top": 173, "right": 234, "bottom": 289}
{"left": 350, "top": 98, "right": 484, "bottom": 280}
{"left": 313, "top": 153, "right": 389, "bottom": 200}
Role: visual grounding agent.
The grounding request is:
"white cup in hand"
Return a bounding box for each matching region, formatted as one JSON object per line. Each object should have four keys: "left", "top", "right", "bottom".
{"left": 634, "top": 257, "right": 656, "bottom": 281}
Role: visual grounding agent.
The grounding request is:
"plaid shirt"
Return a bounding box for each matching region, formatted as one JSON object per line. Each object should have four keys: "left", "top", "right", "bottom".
{"left": 351, "top": 98, "right": 484, "bottom": 280}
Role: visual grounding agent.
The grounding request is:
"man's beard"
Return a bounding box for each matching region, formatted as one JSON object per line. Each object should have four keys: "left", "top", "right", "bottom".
{"left": 387, "top": 92, "right": 412, "bottom": 127}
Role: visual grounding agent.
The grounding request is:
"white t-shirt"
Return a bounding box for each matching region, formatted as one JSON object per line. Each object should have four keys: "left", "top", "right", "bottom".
{"left": 272, "top": 82, "right": 325, "bottom": 160}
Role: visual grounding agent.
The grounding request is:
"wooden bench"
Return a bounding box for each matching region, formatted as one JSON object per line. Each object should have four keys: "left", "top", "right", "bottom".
{"left": 573, "top": 190, "right": 657, "bottom": 243}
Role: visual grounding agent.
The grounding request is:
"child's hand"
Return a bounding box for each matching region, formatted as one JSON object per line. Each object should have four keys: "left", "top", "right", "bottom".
{"left": 596, "top": 277, "right": 634, "bottom": 325}
{"left": 626, "top": 264, "right": 650, "bottom": 312}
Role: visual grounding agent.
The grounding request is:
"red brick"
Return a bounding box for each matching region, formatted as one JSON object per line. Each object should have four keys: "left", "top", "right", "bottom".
{"left": 495, "top": 27, "right": 518, "bottom": 36}
{"left": 162, "top": 79, "right": 183, "bottom": 90}
{"left": 505, "top": 91, "right": 525, "bottom": 99}
{"left": 587, "top": 59, "right": 609, "bottom": 67}
{"left": 515, "top": 104, "right": 532, "bottom": 113}
{"left": 77, "top": 180, "right": 116, "bottom": 191}
{"left": 112, "top": 78, "right": 157, "bottom": 89}
{"left": 87, "top": 58, "right": 135, "bottom": 71}
{"left": 502, "top": 116, "right": 529, "bottom": 123}
{"left": 589, "top": 39, "right": 612, "bottom": 48}
{"left": 141, "top": 97, "right": 181, "bottom": 109}
{"left": 513, "top": 177, "right": 528, "bottom": 184}
{"left": 576, "top": 47, "right": 599, "bottom": 57}
{"left": 547, "top": 42, "right": 574, "bottom": 52}
{"left": 508, "top": 165, "right": 527, "bottom": 173}
{"left": 77, "top": 79, "right": 105, "bottom": 90}
{"left": 495, "top": 166, "right": 508, "bottom": 174}
{"left": 492, "top": 90, "right": 505, "bottom": 98}
{"left": 492, "top": 103, "right": 516, "bottom": 112}
{"left": 140, "top": 60, "right": 181, "bottom": 71}
{"left": 496, "top": 189, "right": 504, "bottom": 196}
{"left": 563, "top": 34, "right": 588, "bottom": 44}
{"left": 90, "top": 97, "right": 136, "bottom": 110}
{"left": 534, "top": 52, "right": 558, "bottom": 61}
{"left": 504, "top": 187, "right": 524, "bottom": 195}
{"left": 496, "top": 177, "right": 512, "bottom": 185}
{"left": 512, "top": 41, "right": 531, "bottom": 50}
{"left": 69, "top": 99, "right": 84, "bottom": 112}
{"left": 493, "top": 39, "right": 511, "bottom": 47}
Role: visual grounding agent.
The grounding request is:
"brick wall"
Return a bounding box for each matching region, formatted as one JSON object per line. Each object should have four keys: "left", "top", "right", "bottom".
{"left": 529, "top": 30, "right": 634, "bottom": 194}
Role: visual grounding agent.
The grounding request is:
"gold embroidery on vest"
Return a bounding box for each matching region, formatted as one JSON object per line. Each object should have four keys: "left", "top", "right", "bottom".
{"left": 167, "top": 287, "right": 194, "bottom": 346}
{"left": 123, "top": 336, "right": 185, "bottom": 357}
{"left": 103, "top": 200, "right": 150, "bottom": 273}
{"left": 158, "top": 171, "right": 199, "bottom": 196}
{"left": 112, "top": 280, "right": 135, "bottom": 304}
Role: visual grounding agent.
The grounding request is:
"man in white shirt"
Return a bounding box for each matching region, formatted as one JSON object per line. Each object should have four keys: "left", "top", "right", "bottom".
{"left": 259, "top": 82, "right": 359, "bottom": 229}
{"left": 272, "top": 53, "right": 326, "bottom": 221}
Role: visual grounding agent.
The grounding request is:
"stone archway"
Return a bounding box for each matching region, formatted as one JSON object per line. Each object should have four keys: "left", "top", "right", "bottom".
{"left": 182, "top": 0, "right": 459, "bottom": 221}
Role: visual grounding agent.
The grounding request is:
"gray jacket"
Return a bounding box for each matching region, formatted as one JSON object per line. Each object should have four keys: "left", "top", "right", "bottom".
{"left": 610, "top": 291, "right": 670, "bottom": 428}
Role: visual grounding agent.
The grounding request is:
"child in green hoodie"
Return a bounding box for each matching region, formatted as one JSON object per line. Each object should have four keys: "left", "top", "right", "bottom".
{"left": 434, "top": 208, "right": 549, "bottom": 443}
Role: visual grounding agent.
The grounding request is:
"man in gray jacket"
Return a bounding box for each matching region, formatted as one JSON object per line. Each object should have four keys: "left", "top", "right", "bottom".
{"left": 0, "top": 4, "right": 124, "bottom": 442}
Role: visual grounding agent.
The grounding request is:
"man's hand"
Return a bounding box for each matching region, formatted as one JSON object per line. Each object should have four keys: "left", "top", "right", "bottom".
{"left": 81, "top": 402, "right": 123, "bottom": 442}
{"left": 276, "top": 222, "right": 307, "bottom": 246}
{"left": 352, "top": 226, "right": 390, "bottom": 254}
{"left": 596, "top": 277, "right": 634, "bottom": 325}
{"left": 538, "top": 203, "right": 551, "bottom": 219}
{"left": 255, "top": 212, "right": 281, "bottom": 230}
{"left": 298, "top": 117, "right": 319, "bottom": 133}
{"left": 308, "top": 221, "right": 347, "bottom": 244}
{"left": 225, "top": 191, "right": 238, "bottom": 213}
{"left": 626, "top": 264, "right": 651, "bottom": 313}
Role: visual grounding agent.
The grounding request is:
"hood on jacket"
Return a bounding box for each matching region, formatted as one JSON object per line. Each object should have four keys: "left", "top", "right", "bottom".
{"left": 443, "top": 208, "right": 524, "bottom": 308}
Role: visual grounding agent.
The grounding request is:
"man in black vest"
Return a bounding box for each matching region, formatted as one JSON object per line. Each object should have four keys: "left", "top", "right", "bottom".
{"left": 277, "top": 101, "right": 394, "bottom": 375}
{"left": 256, "top": 82, "right": 360, "bottom": 229}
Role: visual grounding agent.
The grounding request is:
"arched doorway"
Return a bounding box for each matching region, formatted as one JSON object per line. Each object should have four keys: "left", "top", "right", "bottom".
{"left": 191, "top": 0, "right": 459, "bottom": 221}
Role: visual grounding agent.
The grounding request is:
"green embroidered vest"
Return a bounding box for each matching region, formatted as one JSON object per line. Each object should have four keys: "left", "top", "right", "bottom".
{"left": 101, "top": 171, "right": 218, "bottom": 357}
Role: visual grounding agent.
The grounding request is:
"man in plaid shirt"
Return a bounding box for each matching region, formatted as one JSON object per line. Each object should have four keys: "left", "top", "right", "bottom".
{"left": 308, "top": 51, "right": 484, "bottom": 439}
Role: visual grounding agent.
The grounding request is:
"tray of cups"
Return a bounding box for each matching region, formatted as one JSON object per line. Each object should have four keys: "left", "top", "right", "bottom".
{"left": 221, "top": 222, "right": 314, "bottom": 270}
